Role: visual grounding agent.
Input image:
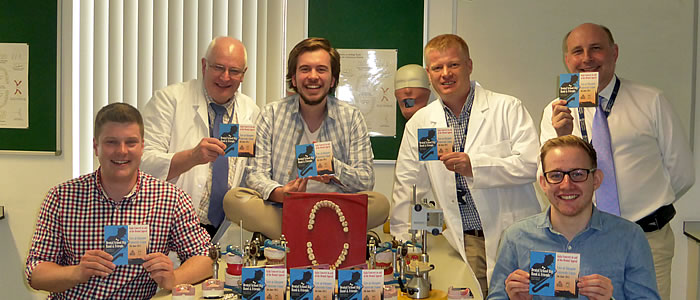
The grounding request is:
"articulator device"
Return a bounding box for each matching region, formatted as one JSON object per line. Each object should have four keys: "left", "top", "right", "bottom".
{"left": 370, "top": 185, "right": 445, "bottom": 300}
{"left": 219, "top": 221, "right": 290, "bottom": 296}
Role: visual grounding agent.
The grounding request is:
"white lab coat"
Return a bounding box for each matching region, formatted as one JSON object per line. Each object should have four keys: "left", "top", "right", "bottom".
{"left": 140, "top": 79, "right": 260, "bottom": 210}
{"left": 391, "top": 82, "right": 541, "bottom": 284}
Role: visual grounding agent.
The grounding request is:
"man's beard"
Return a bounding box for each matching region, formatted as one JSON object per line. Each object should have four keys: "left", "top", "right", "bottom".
{"left": 299, "top": 91, "right": 327, "bottom": 106}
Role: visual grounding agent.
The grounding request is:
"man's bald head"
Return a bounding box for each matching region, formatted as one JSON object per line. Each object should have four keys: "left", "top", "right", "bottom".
{"left": 205, "top": 36, "right": 247, "bottom": 68}
{"left": 201, "top": 37, "right": 248, "bottom": 104}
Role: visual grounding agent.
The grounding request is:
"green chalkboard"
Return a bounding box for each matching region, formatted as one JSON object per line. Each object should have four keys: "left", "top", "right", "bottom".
{"left": 0, "top": 1, "right": 58, "bottom": 153}
{"left": 308, "top": 0, "right": 423, "bottom": 160}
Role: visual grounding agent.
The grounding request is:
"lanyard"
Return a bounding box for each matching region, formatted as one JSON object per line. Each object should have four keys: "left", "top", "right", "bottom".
{"left": 578, "top": 77, "right": 620, "bottom": 142}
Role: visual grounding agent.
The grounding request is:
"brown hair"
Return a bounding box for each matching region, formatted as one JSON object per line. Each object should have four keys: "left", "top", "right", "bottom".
{"left": 286, "top": 38, "right": 340, "bottom": 94}
{"left": 540, "top": 135, "right": 597, "bottom": 171}
{"left": 94, "top": 103, "right": 144, "bottom": 141}
{"left": 424, "top": 34, "right": 470, "bottom": 63}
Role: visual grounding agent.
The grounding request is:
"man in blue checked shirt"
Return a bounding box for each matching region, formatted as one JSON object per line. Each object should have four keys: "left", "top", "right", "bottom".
{"left": 224, "top": 38, "right": 389, "bottom": 239}
{"left": 487, "top": 135, "right": 659, "bottom": 300}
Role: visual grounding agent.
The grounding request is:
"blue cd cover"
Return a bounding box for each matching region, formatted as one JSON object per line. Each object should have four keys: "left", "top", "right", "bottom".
{"left": 220, "top": 123, "right": 240, "bottom": 157}
{"left": 296, "top": 144, "right": 318, "bottom": 178}
{"left": 417, "top": 128, "right": 438, "bottom": 161}
{"left": 104, "top": 225, "right": 128, "bottom": 265}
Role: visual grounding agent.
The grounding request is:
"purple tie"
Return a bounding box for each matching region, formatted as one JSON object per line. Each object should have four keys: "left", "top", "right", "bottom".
{"left": 208, "top": 103, "right": 229, "bottom": 226}
{"left": 592, "top": 97, "right": 620, "bottom": 215}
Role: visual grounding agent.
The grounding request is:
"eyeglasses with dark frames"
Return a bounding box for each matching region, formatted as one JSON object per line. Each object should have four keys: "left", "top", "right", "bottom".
{"left": 543, "top": 168, "right": 596, "bottom": 184}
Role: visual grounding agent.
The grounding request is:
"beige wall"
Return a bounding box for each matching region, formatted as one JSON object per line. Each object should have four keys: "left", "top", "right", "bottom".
{"left": 0, "top": 158, "right": 69, "bottom": 299}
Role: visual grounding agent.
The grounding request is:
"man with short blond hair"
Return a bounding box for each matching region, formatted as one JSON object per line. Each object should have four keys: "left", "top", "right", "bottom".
{"left": 391, "top": 34, "right": 541, "bottom": 297}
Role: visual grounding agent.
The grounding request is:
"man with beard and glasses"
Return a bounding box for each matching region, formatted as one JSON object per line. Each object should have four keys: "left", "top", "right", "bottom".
{"left": 223, "top": 38, "right": 389, "bottom": 239}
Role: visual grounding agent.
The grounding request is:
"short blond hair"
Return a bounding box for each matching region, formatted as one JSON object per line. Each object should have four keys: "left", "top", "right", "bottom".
{"left": 424, "top": 34, "right": 470, "bottom": 63}
{"left": 540, "top": 135, "right": 597, "bottom": 171}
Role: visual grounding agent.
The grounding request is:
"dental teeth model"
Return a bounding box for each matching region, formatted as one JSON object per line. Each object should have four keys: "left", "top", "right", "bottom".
{"left": 307, "top": 200, "right": 350, "bottom": 269}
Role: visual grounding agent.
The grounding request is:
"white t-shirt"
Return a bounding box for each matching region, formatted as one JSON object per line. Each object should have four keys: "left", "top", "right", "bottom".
{"left": 299, "top": 116, "right": 341, "bottom": 194}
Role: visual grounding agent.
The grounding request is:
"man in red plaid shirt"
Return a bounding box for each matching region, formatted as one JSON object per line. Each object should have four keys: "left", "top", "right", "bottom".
{"left": 25, "top": 103, "right": 213, "bottom": 299}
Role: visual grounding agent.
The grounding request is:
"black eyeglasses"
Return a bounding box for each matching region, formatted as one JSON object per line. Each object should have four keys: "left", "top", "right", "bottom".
{"left": 543, "top": 168, "right": 596, "bottom": 184}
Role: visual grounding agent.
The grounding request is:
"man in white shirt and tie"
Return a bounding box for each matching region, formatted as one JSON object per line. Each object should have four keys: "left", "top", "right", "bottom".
{"left": 539, "top": 23, "right": 695, "bottom": 300}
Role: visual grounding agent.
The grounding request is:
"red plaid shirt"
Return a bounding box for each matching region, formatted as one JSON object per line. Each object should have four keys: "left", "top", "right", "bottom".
{"left": 25, "top": 169, "right": 211, "bottom": 299}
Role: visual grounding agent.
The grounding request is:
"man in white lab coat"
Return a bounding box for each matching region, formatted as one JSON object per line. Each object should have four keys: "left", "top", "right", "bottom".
{"left": 391, "top": 34, "right": 541, "bottom": 297}
{"left": 140, "top": 37, "right": 260, "bottom": 238}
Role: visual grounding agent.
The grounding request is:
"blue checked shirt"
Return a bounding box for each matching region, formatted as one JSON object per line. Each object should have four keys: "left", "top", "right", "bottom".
{"left": 246, "top": 95, "right": 374, "bottom": 199}
{"left": 443, "top": 82, "right": 482, "bottom": 231}
{"left": 488, "top": 207, "right": 660, "bottom": 300}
